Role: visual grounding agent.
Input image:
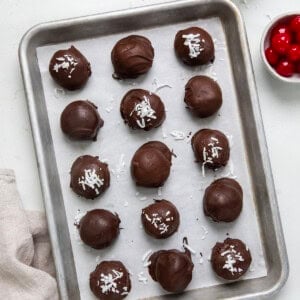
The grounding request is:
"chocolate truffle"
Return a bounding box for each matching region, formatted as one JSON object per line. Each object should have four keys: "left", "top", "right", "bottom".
{"left": 131, "top": 141, "right": 172, "bottom": 187}
{"left": 148, "top": 247, "right": 194, "bottom": 293}
{"left": 120, "top": 89, "right": 165, "bottom": 131}
{"left": 111, "top": 35, "right": 154, "bottom": 79}
{"left": 141, "top": 200, "right": 180, "bottom": 239}
{"left": 79, "top": 209, "right": 120, "bottom": 249}
{"left": 184, "top": 75, "right": 222, "bottom": 118}
{"left": 70, "top": 155, "right": 110, "bottom": 199}
{"left": 211, "top": 238, "right": 252, "bottom": 280}
{"left": 90, "top": 260, "right": 131, "bottom": 299}
{"left": 191, "top": 129, "right": 230, "bottom": 173}
{"left": 174, "top": 27, "right": 215, "bottom": 66}
{"left": 203, "top": 178, "right": 243, "bottom": 222}
{"left": 60, "top": 100, "right": 104, "bottom": 141}
{"left": 49, "top": 46, "right": 91, "bottom": 90}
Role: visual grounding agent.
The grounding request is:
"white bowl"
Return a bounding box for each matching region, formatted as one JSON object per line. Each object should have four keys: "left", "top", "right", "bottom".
{"left": 261, "top": 12, "right": 300, "bottom": 83}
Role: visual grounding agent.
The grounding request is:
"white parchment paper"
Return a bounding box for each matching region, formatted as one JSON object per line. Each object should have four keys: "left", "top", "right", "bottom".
{"left": 37, "top": 17, "right": 267, "bottom": 300}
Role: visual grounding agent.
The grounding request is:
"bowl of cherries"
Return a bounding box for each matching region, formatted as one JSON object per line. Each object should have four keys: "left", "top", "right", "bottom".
{"left": 261, "top": 13, "right": 300, "bottom": 82}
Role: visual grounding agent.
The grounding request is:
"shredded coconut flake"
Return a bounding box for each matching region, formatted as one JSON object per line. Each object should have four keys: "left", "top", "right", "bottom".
{"left": 170, "top": 130, "right": 186, "bottom": 140}
{"left": 52, "top": 54, "right": 78, "bottom": 78}
{"left": 202, "top": 138, "right": 223, "bottom": 177}
{"left": 78, "top": 169, "right": 104, "bottom": 195}
{"left": 74, "top": 209, "right": 85, "bottom": 226}
{"left": 183, "top": 243, "right": 196, "bottom": 255}
{"left": 201, "top": 225, "right": 208, "bottom": 240}
{"left": 99, "top": 269, "right": 123, "bottom": 294}
{"left": 142, "top": 249, "right": 153, "bottom": 262}
{"left": 221, "top": 245, "right": 245, "bottom": 275}
{"left": 157, "top": 187, "right": 162, "bottom": 196}
{"left": 182, "top": 33, "right": 204, "bottom": 58}
{"left": 111, "top": 154, "right": 126, "bottom": 179}
{"left": 138, "top": 272, "right": 148, "bottom": 284}
{"left": 131, "top": 96, "right": 157, "bottom": 128}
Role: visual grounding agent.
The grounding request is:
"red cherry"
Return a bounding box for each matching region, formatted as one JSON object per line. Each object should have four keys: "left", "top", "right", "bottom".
{"left": 271, "top": 33, "right": 291, "bottom": 55}
{"left": 296, "top": 31, "right": 300, "bottom": 44}
{"left": 290, "top": 15, "right": 300, "bottom": 32}
{"left": 275, "top": 60, "right": 295, "bottom": 77}
{"left": 287, "top": 45, "right": 300, "bottom": 62}
{"left": 265, "top": 47, "right": 279, "bottom": 65}
{"left": 295, "top": 62, "right": 300, "bottom": 73}
{"left": 271, "top": 24, "right": 291, "bottom": 37}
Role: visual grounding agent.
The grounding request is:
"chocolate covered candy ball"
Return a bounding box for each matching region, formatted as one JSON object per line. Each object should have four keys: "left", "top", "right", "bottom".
{"left": 79, "top": 209, "right": 120, "bottom": 249}
{"left": 120, "top": 89, "right": 165, "bottom": 131}
{"left": 203, "top": 178, "right": 243, "bottom": 222}
{"left": 141, "top": 199, "right": 180, "bottom": 239}
{"left": 90, "top": 260, "right": 131, "bottom": 299}
{"left": 148, "top": 247, "right": 194, "bottom": 293}
{"left": 174, "top": 27, "right": 215, "bottom": 66}
{"left": 131, "top": 141, "right": 172, "bottom": 187}
{"left": 49, "top": 46, "right": 91, "bottom": 90}
{"left": 185, "top": 75, "right": 222, "bottom": 118}
{"left": 111, "top": 35, "right": 154, "bottom": 79}
{"left": 211, "top": 238, "right": 252, "bottom": 280}
{"left": 60, "top": 100, "right": 103, "bottom": 141}
{"left": 191, "top": 129, "right": 230, "bottom": 172}
{"left": 70, "top": 155, "right": 110, "bottom": 199}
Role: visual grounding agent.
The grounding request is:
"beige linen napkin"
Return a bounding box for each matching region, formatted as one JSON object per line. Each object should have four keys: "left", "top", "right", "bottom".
{"left": 0, "top": 170, "right": 59, "bottom": 300}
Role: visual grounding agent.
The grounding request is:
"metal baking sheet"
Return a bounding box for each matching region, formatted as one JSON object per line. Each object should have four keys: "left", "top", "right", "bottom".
{"left": 19, "top": 0, "right": 289, "bottom": 299}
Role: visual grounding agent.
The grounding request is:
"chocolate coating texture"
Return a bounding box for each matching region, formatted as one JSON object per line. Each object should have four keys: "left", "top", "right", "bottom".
{"left": 131, "top": 141, "right": 172, "bottom": 187}
{"left": 211, "top": 238, "right": 252, "bottom": 280}
{"left": 79, "top": 209, "right": 120, "bottom": 249}
{"left": 174, "top": 27, "right": 215, "bottom": 66}
{"left": 192, "top": 129, "right": 230, "bottom": 170}
{"left": 111, "top": 35, "right": 154, "bottom": 79}
{"left": 185, "top": 75, "right": 222, "bottom": 118}
{"left": 70, "top": 155, "right": 110, "bottom": 199}
{"left": 203, "top": 178, "right": 243, "bottom": 222}
{"left": 49, "top": 46, "right": 91, "bottom": 90}
{"left": 141, "top": 200, "right": 180, "bottom": 239}
{"left": 148, "top": 248, "right": 194, "bottom": 293}
{"left": 120, "top": 89, "right": 165, "bottom": 131}
{"left": 90, "top": 260, "right": 131, "bottom": 299}
{"left": 60, "top": 100, "right": 103, "bottom": 140}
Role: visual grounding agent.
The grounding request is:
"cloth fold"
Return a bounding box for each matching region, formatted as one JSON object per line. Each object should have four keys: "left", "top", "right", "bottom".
{"left": 0, "top": 170, "right": 58, "bottom": 300}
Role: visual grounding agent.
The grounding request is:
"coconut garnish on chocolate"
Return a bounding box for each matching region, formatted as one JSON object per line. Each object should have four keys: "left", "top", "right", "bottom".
{"left": 191, "top": 129, "right": 230, "bottom": 176}
{"left": 90, "top": 260, "right": 131, "bottom": 299}
{"left": 70, "top": 155, "right": 110, "bottom": 199}
{"left": 141, "top": 199, "right": 180, "bottom": 239}
{"left": 174, "top": 27, "right": 215, "bottom": 66}
{"left": 120, "top": 89, "right": 165, "bottom": 131}
{"left": 49, "top": 46, "right": 91, "bottom": 90}
{"left": 211, "top": 238, "right": 252, "bottom": 280}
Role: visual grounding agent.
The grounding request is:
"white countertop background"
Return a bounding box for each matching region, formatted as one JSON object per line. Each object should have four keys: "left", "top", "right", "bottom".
{"left": 0, "top": 0, "right": 299, "bottom": 298}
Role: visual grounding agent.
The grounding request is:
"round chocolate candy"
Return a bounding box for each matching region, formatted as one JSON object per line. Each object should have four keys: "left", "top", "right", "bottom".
{"left": 49, "top": 45, "right": 91, "bottom": 90}
{"left": 120, "top": 89, "right": 165, "bottom": 131}
{"left": 191, "top": 129, "right": 230, "bottom": 173}
{"left": 141, "top": 199, "right": 180, "bottom": 239}
{"left": 60, "top": 100, "right": 103, "bottom": 141}
{"left": 111, "top": 35, "right": 154, "bottom": 79}
{"left": 90, "top": 260, "right": 131, "bottom": 299}
{"left": 203, "top": 178, "right": 243, "bottom": 222}
{"left": 211, "top": 238, "right": 252, "bottom": 280}
{"left": 79, "top": 209, "right": 120, "bottom": 249}
{"left": 131, "top": 141, "right": 173, "bottom": 187}
{"left": 174, "top": 27, "right": 214, "bottom": 66}
{"left": 148, "top": 246, "right": 194, "bottom": 293}
{"left": 184, "top": 75, "right": 222, "bottom": 118}
{"left": 70, "top": 155, "right": 110, "bottom": 199}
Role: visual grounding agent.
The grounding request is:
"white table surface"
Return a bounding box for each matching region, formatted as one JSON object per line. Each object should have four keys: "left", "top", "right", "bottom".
{"left": 0, "top": 0, "right": 299, "bottom": 298}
